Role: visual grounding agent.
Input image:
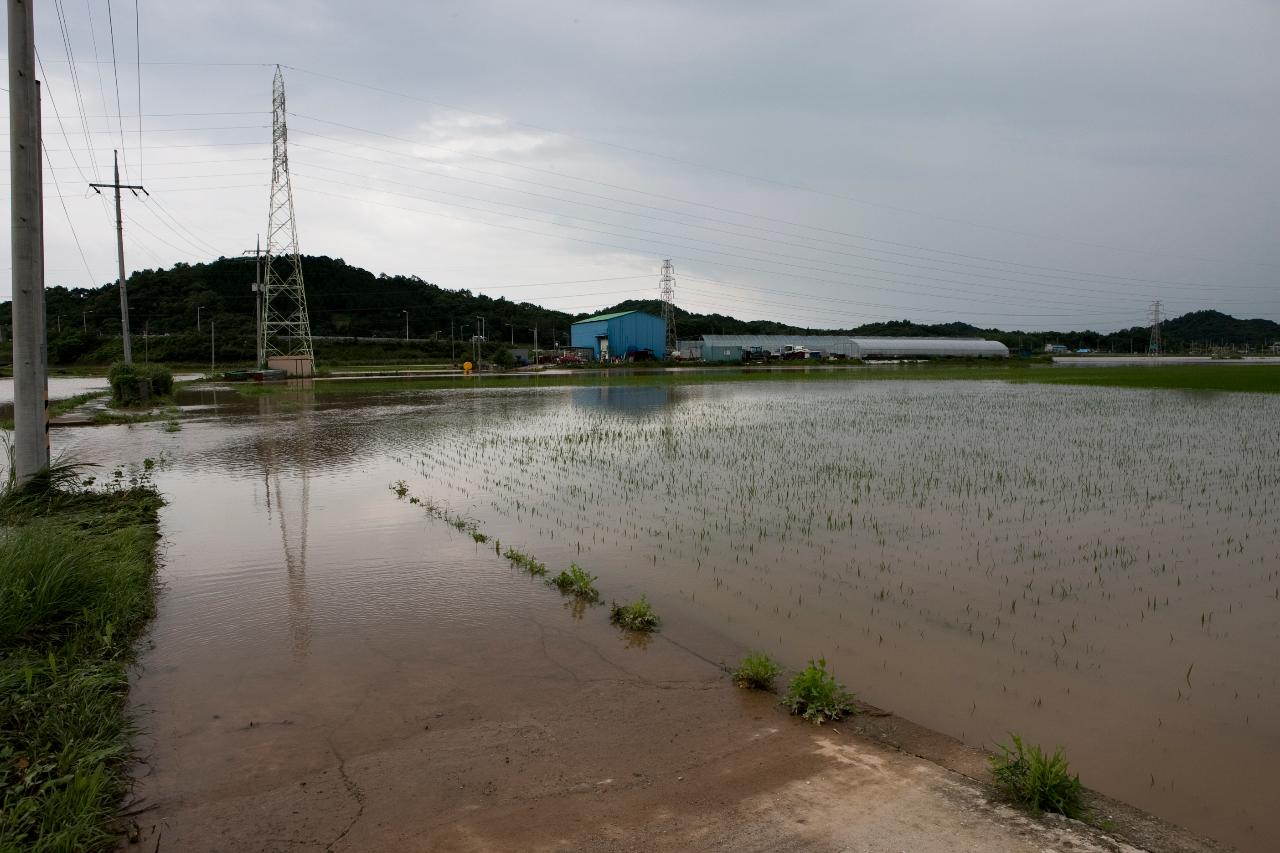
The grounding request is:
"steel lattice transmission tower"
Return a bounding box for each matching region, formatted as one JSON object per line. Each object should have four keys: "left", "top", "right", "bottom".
{"left": 1148, "top": 300, "right": 1163, "bottom": 356}
{"left": 262, "top": 65, "right": 314, "bottom": 374}
{"left": 659, "top": 259, "right": 677, "bottom": 357}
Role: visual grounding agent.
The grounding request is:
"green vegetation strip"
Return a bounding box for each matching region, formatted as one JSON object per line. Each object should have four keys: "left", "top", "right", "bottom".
{"left": 0, "top": 472, "right": 163, "bottom": 851}
{"left": 235, "top": 361, "right": 1279, "bottom": 399}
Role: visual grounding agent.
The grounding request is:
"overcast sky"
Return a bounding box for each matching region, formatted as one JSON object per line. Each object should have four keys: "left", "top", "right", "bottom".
{"left": 7, "top": 0, "right": 1278, "bottom": 332}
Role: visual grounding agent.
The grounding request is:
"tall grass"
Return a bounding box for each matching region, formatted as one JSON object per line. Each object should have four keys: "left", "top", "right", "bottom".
{"left": 0, "top": 471, "right": 162, "bottom": 851}
{"left": 989, "top": 733, "right": 1084, "bottom": 818}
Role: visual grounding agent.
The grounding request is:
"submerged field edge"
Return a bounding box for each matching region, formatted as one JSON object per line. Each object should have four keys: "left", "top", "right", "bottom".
{"left": 229, "top": 361, "right": 1280, "bottom": 396}
{"left": 0, "top": 484, "right": 164, "bottom": 851}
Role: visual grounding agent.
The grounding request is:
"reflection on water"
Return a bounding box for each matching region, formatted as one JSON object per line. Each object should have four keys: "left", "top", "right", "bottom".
{"left": 48, "top": 379, "right": 1280, "bottom": 852}
{"left": 570, "top": 384, "right": 677, "bottom": 416}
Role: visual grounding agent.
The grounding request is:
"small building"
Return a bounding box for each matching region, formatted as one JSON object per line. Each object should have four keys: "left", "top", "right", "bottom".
{"left": 570, "top": 310, "right": 667, "bottom": 361}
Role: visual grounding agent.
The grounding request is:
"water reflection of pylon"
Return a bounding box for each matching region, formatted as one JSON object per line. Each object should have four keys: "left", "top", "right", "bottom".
{"left": 259, "top": 381, "right": 315, "bottom": 659}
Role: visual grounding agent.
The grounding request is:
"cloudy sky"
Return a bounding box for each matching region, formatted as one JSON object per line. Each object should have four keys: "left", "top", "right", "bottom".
{"left": 9, "top": 0, "right": 1278, "bottom": 331}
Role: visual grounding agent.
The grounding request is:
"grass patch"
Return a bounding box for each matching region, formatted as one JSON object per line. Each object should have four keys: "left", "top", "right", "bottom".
{"left": 608, "top": 596, "right": 659, "bottom": 632}
{"left": 549, "top": 564, "right": 600, "bottom": 602}
{"left": 989, "top": 733, "right": 1084, "bottom": 818}
{"left": 782, "top": 658, "right": 856, "bottom": 724}
{"left": 503, "top": 547, "right": 547, "bottom": 577}
{"left": 107, "top": 362, "right": 173, "bottom": 407}
{"left": 732, "top": 651, "right": 783, "bottom": 690}
{"left": 0, "top": 468, "right": 163, "bottom": 851}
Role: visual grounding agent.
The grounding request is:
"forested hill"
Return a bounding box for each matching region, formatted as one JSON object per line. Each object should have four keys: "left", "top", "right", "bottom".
{"left": 0, "top": 256, "right": 1275, "bottom": 364}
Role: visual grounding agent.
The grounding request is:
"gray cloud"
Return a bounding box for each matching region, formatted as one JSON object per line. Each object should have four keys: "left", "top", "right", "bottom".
{"left": 8, "top": 0, "right": 1277, "bottom": 330}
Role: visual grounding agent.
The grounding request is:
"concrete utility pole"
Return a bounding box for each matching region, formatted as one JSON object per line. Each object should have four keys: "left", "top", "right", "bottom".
{"left": 9, "top": 0, "right": 49, "bottom": 482}
{"left": 90, "top": 149, "right": 146, "bottom": 364}
{"left": 242, "top": 237, "right": 265, "bottom": 367}
{"left": 403, "top": 310, "right": 409, "bottom": 341}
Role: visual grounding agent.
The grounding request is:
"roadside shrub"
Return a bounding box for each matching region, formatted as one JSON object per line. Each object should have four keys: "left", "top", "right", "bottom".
{"left": 609, "top": 596, "right": 659, "bottom": 631}
{"left": 782, "top": 658, "right": 856, "bottom": 723}
{"left": 732, "top": 651, "right": 782, "bottom": 690}
{"left": 107, "top": 362, "right": 173, "bottom": 407}
{"left": 549, "top": 564, "right": 600, "bottom": 602}
{"left": 989, "top": 733, "right": 1084, "bottom": 818}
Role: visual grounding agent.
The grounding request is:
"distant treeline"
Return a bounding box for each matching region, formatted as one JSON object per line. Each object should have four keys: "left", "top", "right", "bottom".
{"left": 0, "top": 256, "right": 1276, "bottom": 365}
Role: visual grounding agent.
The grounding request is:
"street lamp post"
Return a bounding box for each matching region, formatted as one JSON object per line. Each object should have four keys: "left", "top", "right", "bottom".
{"left": 529, "top": 326, "right": 539, "bottom": 366}
{"left": 402, "top": 310, "right": 409, "bottom": 342}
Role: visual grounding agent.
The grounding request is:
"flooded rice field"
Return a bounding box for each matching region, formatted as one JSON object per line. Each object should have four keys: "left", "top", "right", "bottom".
{"left": 52, "top": 378, "right": 1280, "bottom": 850}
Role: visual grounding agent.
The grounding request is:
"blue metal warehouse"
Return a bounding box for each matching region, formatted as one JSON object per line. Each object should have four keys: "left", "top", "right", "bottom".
{"left": 571, "top": 310, "right": 667, "bottom": 360}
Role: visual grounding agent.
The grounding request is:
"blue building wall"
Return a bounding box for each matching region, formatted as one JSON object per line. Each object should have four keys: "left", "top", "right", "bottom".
{"left": 570, "top": 311, "right": 667, "bottom": 360}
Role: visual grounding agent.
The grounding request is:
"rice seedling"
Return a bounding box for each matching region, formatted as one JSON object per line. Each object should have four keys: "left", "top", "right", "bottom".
{"left": 390, "top": 480, "right": 409, "bottom": 498}
{"left": 470, "top": 531, "right": 489, "bottom": 544}
{"left": 549, "top": 564, "right": 600, "bottom": 602}
{"left": 609, "top": 596, "right": 660, "bottom": 632}
{"left": 783, "top": 658, "right": 856, "bottom": 723}
{"left": 732, "top": 652, "right": 783, "bottom": 690}
{"left": 989, "top": 733, "right": 1084, "bottom": 818}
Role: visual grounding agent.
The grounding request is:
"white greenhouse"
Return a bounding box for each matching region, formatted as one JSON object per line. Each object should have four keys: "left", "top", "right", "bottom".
{"left": 687, "top": 334, "right": 1008, "bottom": 361}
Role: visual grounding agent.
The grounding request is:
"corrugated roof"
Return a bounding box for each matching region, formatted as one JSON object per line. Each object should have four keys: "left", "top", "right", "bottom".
{"left": 572, "top": 310, "right": 641, "bottom": 324}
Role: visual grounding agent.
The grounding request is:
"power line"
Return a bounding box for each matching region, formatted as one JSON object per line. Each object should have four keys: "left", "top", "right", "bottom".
{"left": 289, "top": 181, "right": 1156, "bottom": 331}
{"left": 278, "top": 65, "right": 1275, "bottom": 271}
{"left": 134, "top": 0, "right": 142, "bottom": 180}
{"left": 104, "top": 0, "right": 133, "bottom": 182}
{"left": 287, "top": 115, "right": 1266, "bottom": 296}
{"left": 42, "top": 146, "right": 98, "bottom": 288}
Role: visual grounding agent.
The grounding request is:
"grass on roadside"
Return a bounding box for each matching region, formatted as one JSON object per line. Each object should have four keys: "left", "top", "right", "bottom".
{"left": 782, "top": 658, "right": 857, "bottom": 724}
{"left": 989, "top": 733, "right": 1084, "bottom": 818}
{"left": 0, "top": 465, "right": 162, "bottom": 852}
{"left": 608, "top": 597, "right": 660, "bottom": 632}
{"left": 732, "top": 652, "right": 783, "bottom": 690}
{"left": 549, "top": 564, "right": 600, "bottom": 602}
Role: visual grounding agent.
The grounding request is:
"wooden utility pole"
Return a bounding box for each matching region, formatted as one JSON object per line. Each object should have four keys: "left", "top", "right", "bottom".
{"left": 9, "top": 0, "right": 49, "bottom": 482}
{"left": 90, "top": 150, "right": 146, "bottom": 364}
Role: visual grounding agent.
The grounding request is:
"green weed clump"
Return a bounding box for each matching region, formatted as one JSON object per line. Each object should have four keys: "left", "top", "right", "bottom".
{"left": 549, "top": 564, "right": 600, "bottom": 602}
{"left": 782, "top": 658, "right": 856, "bottom": 723}
{"left": 609, "top": 596, "right": 659, "bottom": 631}
{"left": 390, "top": 480, "right": 409, "bottom": 498}
{"left": 0, "top": 469, "right": 163, "bottom": 851}
{"left": 989, "top": 733, "right": 1084, "bottom": 818}
{"left": 503, "top": 548, "right": 547, "bottom": 576}
{"left": 470, "top": 531, "right": 489, "bottom": 544}
{"left": 106, "top": 362, "right": 173, "bottom": 407}
{"left": 733, "top": 652, "right": 782, "bottom": 690}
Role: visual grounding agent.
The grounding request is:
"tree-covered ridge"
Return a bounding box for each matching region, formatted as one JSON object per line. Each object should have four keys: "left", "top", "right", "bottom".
{"left": 0, "top": 257, "right": 1276, "bottom": 364}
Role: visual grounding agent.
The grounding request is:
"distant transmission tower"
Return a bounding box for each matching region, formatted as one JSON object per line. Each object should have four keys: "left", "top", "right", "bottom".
{"left": 1148, "top": 300, "right": 1163, "bottom": 356}
{"left": 262, "top": 65, "right": 314, "bottom": 374}
{"left": 659, "top": 259, "right": 676, "bottom": 357}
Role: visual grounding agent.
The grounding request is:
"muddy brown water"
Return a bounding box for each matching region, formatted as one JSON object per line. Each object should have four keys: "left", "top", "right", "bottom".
{"left": 50, "top": 378, "right": 1280, "bottom": 851}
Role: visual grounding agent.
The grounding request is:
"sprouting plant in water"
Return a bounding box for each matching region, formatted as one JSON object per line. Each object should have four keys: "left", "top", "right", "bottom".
{"left": 162, "top": 419, "right": 181, "bottom": 433}
{"left": 504, "top": 547, "right": 547, "bottom": 576}
{"left": 609, "top": 596, "right": 659, "bottom": 631}
{"left": 470, "top": 531, "right": 489, "bottom": 544}
{"left": 390, "top": 480, "right": 409, "bottom": 498}
{"left": 549, "top": 563, "right": 600, "bottom": 602}
{"left": 733, "top": 651, "right": 782, "bottom": 690}
{"left": 782, "top": 658, "right": 856, "bottom": 723}
{"left": 989, "top": 733, "right": 1084, "bottom": 818}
